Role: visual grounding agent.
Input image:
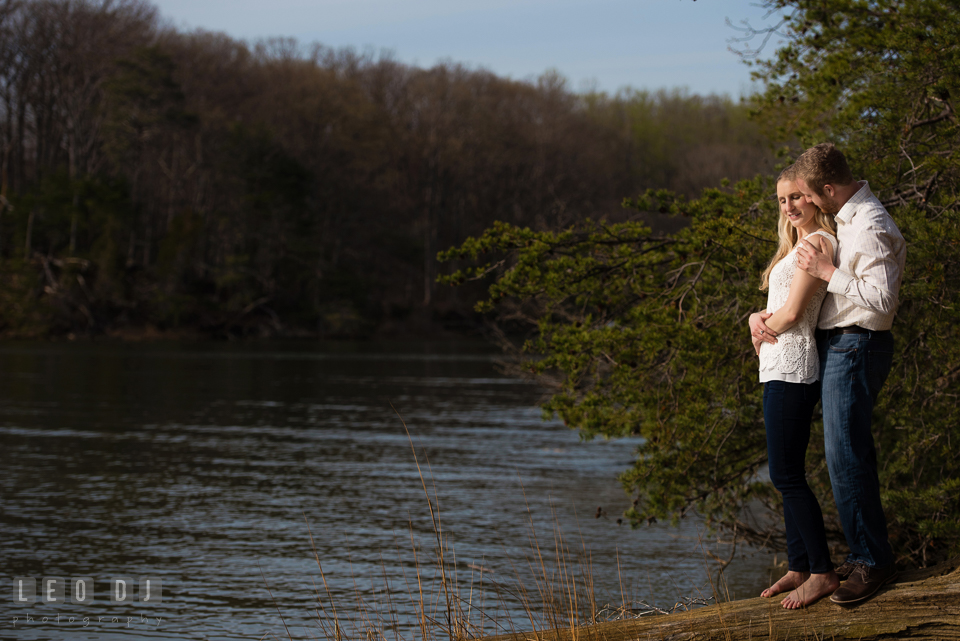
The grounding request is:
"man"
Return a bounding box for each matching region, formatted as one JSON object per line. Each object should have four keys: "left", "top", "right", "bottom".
{"left": 751, "top": 143, "right": 906, "bottom": 605}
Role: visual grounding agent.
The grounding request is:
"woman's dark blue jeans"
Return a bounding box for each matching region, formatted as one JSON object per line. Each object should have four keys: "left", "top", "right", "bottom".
{"left": 763, "top": 379, "right": 832, "bottom": 574}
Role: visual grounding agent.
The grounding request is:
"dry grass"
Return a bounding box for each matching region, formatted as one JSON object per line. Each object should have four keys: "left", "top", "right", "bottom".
{"left": 259, "top": 413, "right": 724, "bottom": 641}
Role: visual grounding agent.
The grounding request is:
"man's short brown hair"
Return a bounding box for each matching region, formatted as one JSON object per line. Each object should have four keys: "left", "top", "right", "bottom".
{"left": 794, "top": 143, "right": 854, "bottom": 195}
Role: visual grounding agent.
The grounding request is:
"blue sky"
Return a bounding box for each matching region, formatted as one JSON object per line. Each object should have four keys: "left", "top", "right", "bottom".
{"left": 150, "top": 0, "right": 785, "bottom": 97}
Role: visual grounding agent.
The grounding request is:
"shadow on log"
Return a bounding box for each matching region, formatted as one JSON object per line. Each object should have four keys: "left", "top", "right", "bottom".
{"left": 484, "top": 557, "right": 960, "bottom": 641}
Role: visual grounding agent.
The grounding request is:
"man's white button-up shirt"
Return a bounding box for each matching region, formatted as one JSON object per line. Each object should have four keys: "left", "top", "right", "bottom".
{"left": 818, "top": 181, "right": 906, "bottom": 331}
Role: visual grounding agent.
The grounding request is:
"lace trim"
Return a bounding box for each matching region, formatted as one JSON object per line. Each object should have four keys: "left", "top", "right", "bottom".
{"left": 759, "top": 231, "right": 836, "bottom": 381}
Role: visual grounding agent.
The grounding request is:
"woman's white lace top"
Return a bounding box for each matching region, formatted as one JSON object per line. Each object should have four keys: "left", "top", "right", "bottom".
{"left": 759, "top": 230, "right": 838, "bottom": 384}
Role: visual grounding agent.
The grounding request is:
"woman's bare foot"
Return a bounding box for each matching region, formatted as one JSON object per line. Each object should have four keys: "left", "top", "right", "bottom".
{"left": 761, "top": 570, "right": 809, "bottom": 598}
{"left": 781, "top": 571, "right": 840, "bottom": 609}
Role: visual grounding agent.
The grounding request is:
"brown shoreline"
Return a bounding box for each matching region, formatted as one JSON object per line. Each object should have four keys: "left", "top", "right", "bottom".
{"left": 482, "top": 557, "right": 960, "bottom": 641}
{"left": 0, "top": 311, "right": 486, "bottom": 342}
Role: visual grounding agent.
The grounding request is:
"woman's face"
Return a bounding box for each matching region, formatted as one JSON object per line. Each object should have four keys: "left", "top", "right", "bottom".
{"left": 777, "top": 180, "right": 818, "bottom": 230}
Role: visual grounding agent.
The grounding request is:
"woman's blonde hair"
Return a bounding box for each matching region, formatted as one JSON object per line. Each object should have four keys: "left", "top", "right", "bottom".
{"left": 759, "top": 165, "right": 837, "bottom": 291}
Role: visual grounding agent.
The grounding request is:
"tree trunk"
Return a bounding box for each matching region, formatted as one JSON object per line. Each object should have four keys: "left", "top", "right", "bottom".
{"left": 483, "top": 558, "right": 960, "bottom": 641}
{"left": 24, "top": 207, "right": 34, "bottom": 257}
{"left": 423, "top": 183, "right": 434, "bottom": 306}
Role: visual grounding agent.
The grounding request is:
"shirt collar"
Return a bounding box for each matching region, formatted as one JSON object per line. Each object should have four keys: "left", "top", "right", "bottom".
{"left": 835, "top": 180, "right": 870, "bottom": 225}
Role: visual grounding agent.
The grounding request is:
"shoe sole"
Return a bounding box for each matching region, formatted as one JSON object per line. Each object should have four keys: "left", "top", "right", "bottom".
{"left": 829, "top": 572, "right": 899, "bottom": 606}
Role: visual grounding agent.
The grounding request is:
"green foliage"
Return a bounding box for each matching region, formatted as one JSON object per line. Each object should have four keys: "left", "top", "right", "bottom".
{"left": 751, "top": 0, "right": 960, "bottom": 210}
{"left": 751, "top": 0, "right": 960, "bottom": 566}
{"left": 102, "top": 45, "right": 197, "bottom": 167}
{"left": 0, "top": 259, "right": 53, "bottom": 337}
{"left": 877, "top": 201, "right": 960, "bottom": 565}
{"left": 442, "top": 0, "right": 960, "bottom": 567}
{"left": 443, "top": 179, "right": 960, "bottom": 568}
{"left": 583, "top": 89, "right": 772, "bottom": 197}
{"left": 441, "top": 180, "right": 788, "bottom": 544}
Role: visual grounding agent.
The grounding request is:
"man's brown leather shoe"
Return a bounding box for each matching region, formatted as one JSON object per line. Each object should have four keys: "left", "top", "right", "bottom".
{"left": 829, "top": 563, "right": 898, "bottom": 605}
{"left": 834, "top": 560, "right": 858, "bottom": 580}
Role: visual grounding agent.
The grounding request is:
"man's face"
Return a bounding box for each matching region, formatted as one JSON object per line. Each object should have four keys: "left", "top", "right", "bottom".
{"left": 796, "top": 177, "right": 841, "bottom": 214}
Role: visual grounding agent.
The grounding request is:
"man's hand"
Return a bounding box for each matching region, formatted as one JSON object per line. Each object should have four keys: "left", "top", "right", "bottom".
{"left": 749, "top": 311, "right": 777, "bottom": 345}
{"left": 797, "top": 235, "right": 835, "bottom": 282}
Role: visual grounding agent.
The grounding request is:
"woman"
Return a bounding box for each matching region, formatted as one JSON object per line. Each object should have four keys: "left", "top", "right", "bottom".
{"left": 750, "top": 165, "right": 840, "bottom": 609}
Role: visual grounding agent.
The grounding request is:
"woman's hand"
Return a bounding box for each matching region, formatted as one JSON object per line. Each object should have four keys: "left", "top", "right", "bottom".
{"left": 752, "top": 335, "right": 763, "bottom": 356}
{"left": 750, "top": 311, "right": 778, "bottom": 345}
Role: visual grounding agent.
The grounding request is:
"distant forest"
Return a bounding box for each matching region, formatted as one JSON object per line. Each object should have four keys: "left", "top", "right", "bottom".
{"left": 0, "top": 0, "right": 775, "bottom": 338}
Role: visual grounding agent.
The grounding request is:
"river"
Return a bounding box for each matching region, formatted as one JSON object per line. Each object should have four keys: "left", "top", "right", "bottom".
{"left": 0, "top": 341, "right": 774, "bottom": 640}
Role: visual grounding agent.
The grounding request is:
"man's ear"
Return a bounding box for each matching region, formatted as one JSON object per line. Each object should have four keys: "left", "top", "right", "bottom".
{"left": 823, "top": 184, "right": 835, "bottom": 198}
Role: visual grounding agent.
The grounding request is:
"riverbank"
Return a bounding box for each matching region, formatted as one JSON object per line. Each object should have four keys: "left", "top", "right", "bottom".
{"left": 0, "top": 305, "right": 487, "bottom": 341}
{"left": 483, "top": 557, "right": 960, "bottom": 641}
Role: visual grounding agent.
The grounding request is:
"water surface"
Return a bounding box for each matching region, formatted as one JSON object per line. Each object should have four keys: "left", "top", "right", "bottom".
{"left": 0, "top": 341, "right": 773, "bottom": 640}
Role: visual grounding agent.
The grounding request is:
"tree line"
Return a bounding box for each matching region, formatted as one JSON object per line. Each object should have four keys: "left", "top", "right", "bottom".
{"left": 0, "top": 0, "right": 773, "bottom": 338}
{"left": 443, "top": 0, "right": 960, "bottom": 568}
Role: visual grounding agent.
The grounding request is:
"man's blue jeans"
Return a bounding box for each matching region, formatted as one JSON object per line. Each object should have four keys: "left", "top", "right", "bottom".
{"left": 763, "top": 379, "right": 832, "bottom": 574}
{"left": 818, "top": 329, "right": 895, "bottom": 569}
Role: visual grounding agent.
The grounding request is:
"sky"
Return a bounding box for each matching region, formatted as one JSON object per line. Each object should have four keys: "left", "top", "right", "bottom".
{"left": 148, "top": 0, "right": 786, "bottom": 97}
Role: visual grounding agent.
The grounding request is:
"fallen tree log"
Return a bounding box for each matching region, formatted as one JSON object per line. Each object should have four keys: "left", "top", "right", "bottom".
{"left": 484, "top": 557, "right": 960, "bottom": 641}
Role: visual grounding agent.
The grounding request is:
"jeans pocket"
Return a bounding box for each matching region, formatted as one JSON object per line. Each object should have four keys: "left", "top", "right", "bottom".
{"left": 828, "top": 334, "right": 857, "bottom": 353}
